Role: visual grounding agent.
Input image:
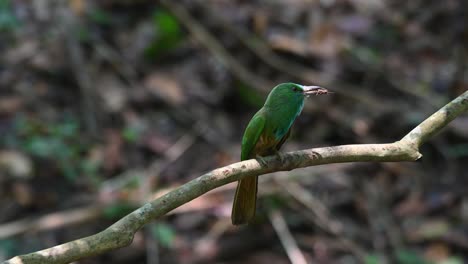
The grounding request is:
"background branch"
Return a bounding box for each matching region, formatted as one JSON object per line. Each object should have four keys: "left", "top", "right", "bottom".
{"left": 5, "top": 91, "right": 468, "bottom": 264}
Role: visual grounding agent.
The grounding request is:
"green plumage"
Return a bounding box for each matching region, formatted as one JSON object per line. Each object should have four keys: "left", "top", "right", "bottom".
{"left": 232, "top": 83, "right": 325, "bottom": 225}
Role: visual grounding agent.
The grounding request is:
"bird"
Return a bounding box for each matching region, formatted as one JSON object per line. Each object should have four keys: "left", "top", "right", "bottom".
{"left": 231, "top": 82, "right": 329, "bottom": 225}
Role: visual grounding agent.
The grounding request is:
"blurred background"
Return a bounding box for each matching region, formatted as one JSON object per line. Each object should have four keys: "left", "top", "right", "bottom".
{"left": 0, "top": 0, "right": 467, "bottom": 263}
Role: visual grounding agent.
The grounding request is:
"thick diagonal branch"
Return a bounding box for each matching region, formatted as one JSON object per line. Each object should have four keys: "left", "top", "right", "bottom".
{"left": 5, "top": 91, "right": 468, "bottom": 264}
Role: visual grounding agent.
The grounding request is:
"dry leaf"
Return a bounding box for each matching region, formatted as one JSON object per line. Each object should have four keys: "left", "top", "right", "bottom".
{"left": 144, "top": 72, "right": 186, "bottom": 105}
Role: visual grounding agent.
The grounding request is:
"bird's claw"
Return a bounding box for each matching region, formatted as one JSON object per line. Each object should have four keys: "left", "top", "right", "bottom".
{"left": 256, "top": 155, "right": 268, "bottom": 166}
{"left": 275, "top": 151, "right": 285, "bottom": 164}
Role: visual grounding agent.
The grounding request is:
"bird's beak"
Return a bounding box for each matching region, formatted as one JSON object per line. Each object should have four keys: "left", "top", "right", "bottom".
{"left": 301, "top": 85, "right": 330, "bottom": 96}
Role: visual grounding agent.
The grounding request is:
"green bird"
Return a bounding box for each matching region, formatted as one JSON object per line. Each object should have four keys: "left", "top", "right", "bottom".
{"left": 232, "top": 83, "right": 329, "bottom": 225}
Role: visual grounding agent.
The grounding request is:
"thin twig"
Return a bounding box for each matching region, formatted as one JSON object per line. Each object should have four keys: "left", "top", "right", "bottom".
{"left": 141, "top": 131, "right": 196, "bottom": 264}
{"left": 269, "top": 209, "right": 308, "bottom": 264}
{"left": 61, "top": 7, "right": 100, "bottom": 137}
{"left": 0, "top": 205, "right": 102, "bottom": 239}
{"left": 161, "top": 1, "right": 394, "bottom": 111}
{"left": 282, "top": 181, "right": 367, "bottom": 262}
{"left": 161, "top": 0, "right": 270, "bottom": 91}
{"left": 5, "top": 91, "right": 468, "bottom": 264}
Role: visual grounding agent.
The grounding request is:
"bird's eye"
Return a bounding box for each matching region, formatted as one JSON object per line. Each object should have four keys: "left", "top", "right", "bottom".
{"left": 292, "top": 87, "right": 299, "bottom": 92}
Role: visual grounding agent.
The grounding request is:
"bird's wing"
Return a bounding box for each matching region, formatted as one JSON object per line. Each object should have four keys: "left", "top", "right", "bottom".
{"left": 241, "top": 114, "right": 266, "bottom": 161}
{"left": 275, "top": 126, "right": 292, "bottom": 151}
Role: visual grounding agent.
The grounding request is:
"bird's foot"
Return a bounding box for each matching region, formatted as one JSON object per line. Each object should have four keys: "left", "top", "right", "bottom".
{"left": 256, "top": 155, "right": 268, "bottom": 167}
{"left": 274, "top": 150, "right": 285, "bottom": 164}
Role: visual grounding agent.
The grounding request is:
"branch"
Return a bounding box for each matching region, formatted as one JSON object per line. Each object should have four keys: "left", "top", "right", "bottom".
{"left": 5, "top": 91, "right": 468, "bottom": 264}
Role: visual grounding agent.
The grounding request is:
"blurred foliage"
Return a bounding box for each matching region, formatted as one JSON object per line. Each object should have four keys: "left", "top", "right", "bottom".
{"left": 121, "top": 125, "right": 142, "bottom": 143}
{"left": 145, "top": 9, "right": 184, "bottom": 58}
{"left": 370, "top": 23, "right": 402, "bottom": 48}
{"left": 447, "top": 143, "right": 468, "bottom": 158}
{"left": 88, "top": 8, "right": 113, "bottom": 25}
{"left": 365, "top": 250, "right": 465, "bottom": 264}
{"left": 103, "top": 203, "right": 138, "bottom": 220}
{"left": 263, "top": 194, "right": 287, "bottom": 211}
{"left": 2, "top": 114, "right": 100, "bottom": 182}
{"left": 151, "top": 222, "right": 176, "bottom": 248}
{"left": 347, "top": 45, "right": 383, "bottom": 66}
{"left": 236, "top": 82, "right": 264, "bottom": 108}
{"left": 440, "top": 257, "right": 464, "bottom": 264}
{"left": 0, "top": 239, "right": 16, "bottom": 259}
{"left": 0, "top": 0, "right": 467, "bottom": 263}
{"left": 77, "top": 25, "right": 91, "bottom": 43}
{"left": 396, "top": 250, "right": 430, "bottom": 264}
{"left": 0, "top": 0, "right": 19, "bottom": 32}
{"left": 365, "top": 254, "right": 381, "bottom": 264}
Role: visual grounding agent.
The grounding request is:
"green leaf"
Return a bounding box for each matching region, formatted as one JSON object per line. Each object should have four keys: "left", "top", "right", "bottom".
{"left": 25, "top": 137, "right": 54, "bottom": 158}
{"left": 89, "top": 9, "right": 112, "bottom": 25}
{"left": 151, "top": 223, "right": 176, "bottom": 248}
{"left": 145, "top": 9, "right": 183, "bottom": 58}
{"left": 51, "top": 120, "right": 79, "bottom": 138}
{"left": 365, "top": 254, "right": 381, "bottom": 264}
{"left": 396, "top": 250, "right": 430, "bottom": 264}
{"left": 122, "top": 126, "right": 140, "bottom": 143}
{"left": 0, "top": 0, "right": 19, "bottom": 31}
{"left": 103, "top": 203, "right": 137, "bottom": 219}
{"left": 350, "top": 46, "right": 382, "bottom": 66}
{"left": 77, "top": 26, "right": 90, "bottom": 42}
{"left": 154, "top": 10, "right": 180, "bottom": 36}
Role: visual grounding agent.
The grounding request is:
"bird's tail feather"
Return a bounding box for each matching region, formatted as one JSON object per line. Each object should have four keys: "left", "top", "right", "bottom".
{"left": 231, "top": 176, "right": 258, "bottom": 225}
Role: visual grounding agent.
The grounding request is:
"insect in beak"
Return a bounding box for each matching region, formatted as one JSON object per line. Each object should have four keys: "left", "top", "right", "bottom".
{"left": 301, "top": 86, "right": 332, "bottom": 98}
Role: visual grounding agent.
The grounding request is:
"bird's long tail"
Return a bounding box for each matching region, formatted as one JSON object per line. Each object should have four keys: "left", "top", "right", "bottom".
{"left": 231, "top": 176, "right": 258, "bottom": 225}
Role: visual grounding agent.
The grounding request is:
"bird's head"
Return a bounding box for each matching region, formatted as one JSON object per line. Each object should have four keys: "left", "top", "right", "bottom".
{"left": 264, "top": 83, "right": 329, "bottom": 108}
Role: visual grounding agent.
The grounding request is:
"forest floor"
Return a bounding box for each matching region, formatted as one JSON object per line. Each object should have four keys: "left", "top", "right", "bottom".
{"left": 0, "top": 0, "right": 467, "bottom": 263}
